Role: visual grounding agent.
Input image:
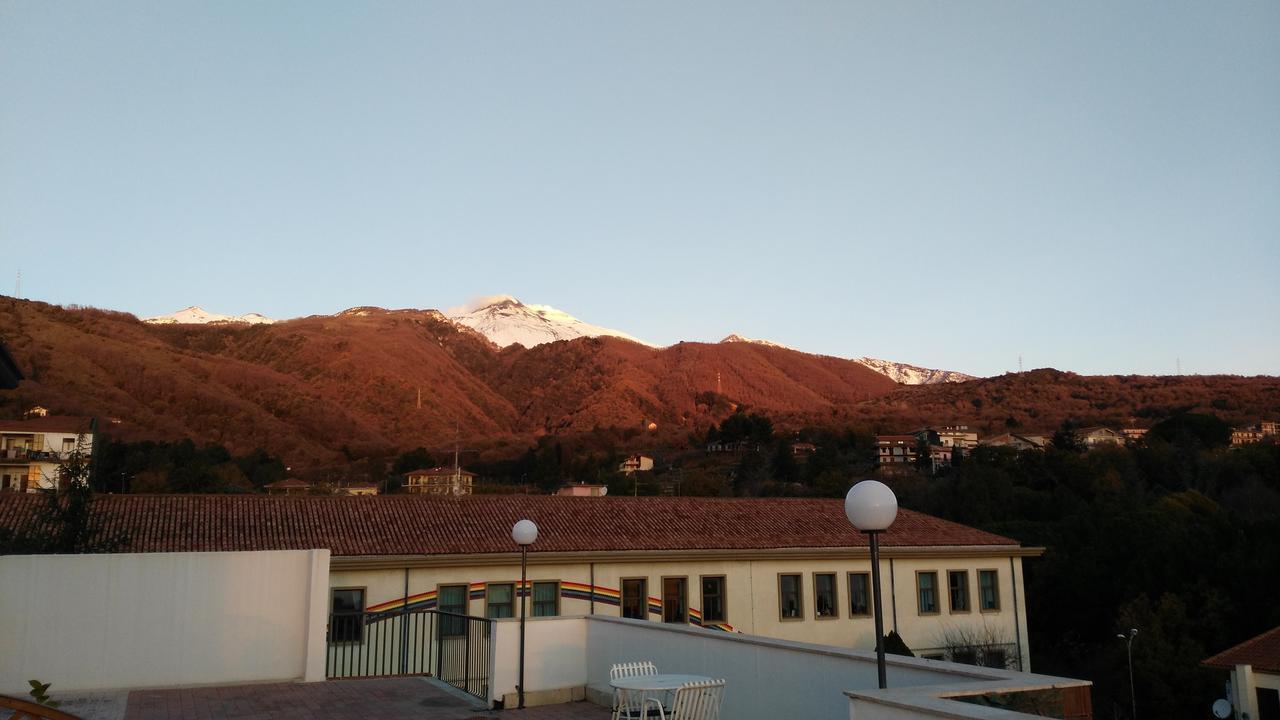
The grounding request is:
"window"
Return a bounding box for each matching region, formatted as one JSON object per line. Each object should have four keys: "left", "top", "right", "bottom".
{"left": 330, "top": 588, "right": 365, "bottom": 643}
{"left": 951, "top": 647, "right": 977, "bottom": 665}
{"left": 662, "top": 577, "right": 687, "bottom": 623}
{"left": 779, "top": 574, "right": 803, "bottom": 620}
{"left": 917, "top": 572, "right": 939, "bottom": 614}
{"left": 948, "top": 570, "right": 970, "bottom": 613}
{"left": 978, "top": 570, "right": 1000, "bottom": 611}
{"left": 438, "top": 584, "right": 468, "bottom": 636}
{"left": 701, "top": 576, "right": 726, "bottom": 624}
{"left": 532, "top": 582, "right": 559, "bottom": 617}
{"left": 848, "top": 573, "right": 871, "bottom": 617}
{"left": 622, "top": 578, "right": 647, "bottom": 620}
{"left": 983, "top": 648, "right": 1008, "bottom": 669}
{"left": 814, "top": 573, "right": 838, "bottom": 618}
{"left": 486, "top": 583, "right": 514, "bottom": 618}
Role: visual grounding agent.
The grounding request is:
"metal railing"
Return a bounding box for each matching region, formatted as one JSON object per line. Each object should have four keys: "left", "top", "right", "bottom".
{"left": 326, "top": 608, "right": 491, "bottom": 701}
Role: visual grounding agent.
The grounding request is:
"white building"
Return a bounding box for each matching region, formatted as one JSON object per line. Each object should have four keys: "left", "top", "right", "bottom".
{"left": 0, "top": 416, "right": 95, "bottom": 492}
{"left": 0, "top": 493, "right": 1041, "bottom": 670}
{"left": 1203, "top": 625, "right": 1280, "bottom": 720}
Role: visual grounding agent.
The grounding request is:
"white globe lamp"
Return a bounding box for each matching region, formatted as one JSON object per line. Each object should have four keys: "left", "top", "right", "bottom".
{"left": 845, "top": 480, "right": 898, "bottom": 531}
{"left": 512, "top": 518, "right": 539, "bottom": 546}
{"left": 511, "top": 518, "right": 539, "bottom": 708}
{"left": 845, "top": 479, "right": 898, "bottom": 689}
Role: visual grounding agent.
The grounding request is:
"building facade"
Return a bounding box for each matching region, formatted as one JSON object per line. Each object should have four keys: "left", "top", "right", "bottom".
{"left": 0, "top": 494, "right": 1039, "bottom": 670}
{"left": 0, "top": 416, "right": 94, "bottom": 492}
{"left": 404, "top": 467, "right": 476, "bottom": 495}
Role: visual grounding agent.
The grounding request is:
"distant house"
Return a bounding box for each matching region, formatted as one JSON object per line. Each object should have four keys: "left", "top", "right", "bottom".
{"left": 618, "top": 455, "right": 654, "bottom": 474}
{"left": 981, "top": 433, "right": 1048, "bottom": 451}
{"left": 1262, "top": 421, "right": 1279, "bottom": 437}
{"left": 790, "top": 442, "right": 817, "bottom": 456}
{"left": 1122, "top": 428, "right": 1148, "bottom": 442}
{"left": 705, "top": 440, "right": 753, "bottom": 453}
{"left": 340, "top": 482, "right": 379, "bottom": 496}
{"left": 405, "top": 467, "right": 476, "bottom": 496}
{"left": 24, "top": 406, "right": 48, "bottom": 419}
{"left": 0, "top": 416, "right": 95, "bottom": 493}
{"left": 264, "top": 478, "right": 311, "bottom": 495}
{"left": 1202, "top": 625, "right": 1280, "bottom": 720}
{"left": 1233, "top": 428, "right": 1264, "bottom": 446}
{"left": 876, "top": 435, "right": 918, "bottom": 466}
{"left": 556, "top": 483, "right": 608, "bottom": 497}
{"left": 914, "top": 426, "right": 979, "bottom": 451}
{"left": 1076, "top": 427, "right": 1125, "bottom": 448}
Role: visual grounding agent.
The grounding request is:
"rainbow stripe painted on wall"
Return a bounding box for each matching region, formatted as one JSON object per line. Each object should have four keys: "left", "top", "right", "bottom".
{"left": 362, "top": 581, "right": 734, "bottom": 632}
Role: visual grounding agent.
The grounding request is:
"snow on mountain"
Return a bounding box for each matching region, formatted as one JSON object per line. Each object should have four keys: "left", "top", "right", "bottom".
{"left": 445, "top": 295, "right": 653, "bottom": 348}
{"left": 143, "top": 306, "right": 276, "bottom": 325}
{"left": 720, "top": 334, "right": 792, "bottom": 350}
{"left": 853, "top": 357, "right": 975, "bottom": 385}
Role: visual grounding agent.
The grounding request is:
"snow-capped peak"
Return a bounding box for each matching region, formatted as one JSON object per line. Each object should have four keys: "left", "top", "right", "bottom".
{"left": 720, "top": 334, "right": 792, "bottom": 350}
{"left": 853, "top": 357, "right": 975, "bottom": 385}
{"left": 445, "top": 296, "right": 652, "bottom": 349}
{"left": 144, "top": 306, "right": 276, "bottom": 325}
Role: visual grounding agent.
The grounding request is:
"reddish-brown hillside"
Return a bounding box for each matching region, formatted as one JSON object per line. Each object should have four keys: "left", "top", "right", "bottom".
{"left": 843, "top": 368, "right": 1280, "bottom": 434}
{"left": 4, "top": 299, "right": 1277, "bottom": 467}
{"left": 0, "top": 299, "right": 896, "bottom": 464}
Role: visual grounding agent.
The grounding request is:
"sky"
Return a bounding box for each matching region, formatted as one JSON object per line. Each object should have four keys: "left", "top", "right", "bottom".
{"left": 1, "top": 1, "right": 1277, "bottom": 378}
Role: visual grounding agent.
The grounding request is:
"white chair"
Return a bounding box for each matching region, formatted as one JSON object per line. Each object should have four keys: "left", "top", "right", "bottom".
{"left": 610, "top": 661, "right": 658, "bottom": 720}
{"left": 644, "top": 679, "right": 726, "bottom": 720}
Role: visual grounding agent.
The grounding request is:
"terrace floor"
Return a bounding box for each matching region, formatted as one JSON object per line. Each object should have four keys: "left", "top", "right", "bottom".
{"left": 57, "top": 677, "right": 611, "bottom": 720}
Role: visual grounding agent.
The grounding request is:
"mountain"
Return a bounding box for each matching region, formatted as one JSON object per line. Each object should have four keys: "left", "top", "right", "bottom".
{"left": 720, "top": 334, "right": 791, "bottom": 350}
{"left": 445, "top": 295, "right": 652, "bottom": 349}
{"left": 0, "top": 298, "right": 896, "bottom": 465}
{"left": 144, "top": 306, "right": 275, "bottom": 325}
{"left": 5, "top": 298, "right": 1275, "bottom": 469}
{"left": 853, "top": 357, "right": 976, "bottom": 385}
{"left": 721, "top": 336, "right": 971, "bottom": 385}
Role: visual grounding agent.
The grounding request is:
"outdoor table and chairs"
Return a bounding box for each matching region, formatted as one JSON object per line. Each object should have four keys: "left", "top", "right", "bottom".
{"left": 609, "top": 664, "right": 725, "bottom": 720}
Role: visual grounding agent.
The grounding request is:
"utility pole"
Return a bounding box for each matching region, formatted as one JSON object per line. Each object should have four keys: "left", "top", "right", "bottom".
{"left": 14, "top": 269, "right": 20, "bottom": 298}
{"left": 1018, "top": 354, "right": 1023, "bottom": 373}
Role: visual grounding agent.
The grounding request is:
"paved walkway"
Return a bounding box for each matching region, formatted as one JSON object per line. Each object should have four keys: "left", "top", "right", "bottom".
{"left": 60, "top": 677, "right": 609, "bottom": 720}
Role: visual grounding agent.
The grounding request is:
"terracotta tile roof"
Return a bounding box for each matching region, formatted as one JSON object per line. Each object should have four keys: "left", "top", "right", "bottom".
{"left": 263, "top": 479, "right": 311, "bottom": 490}
{"left": 1203, "top": 626, "right": 1280, "bottom": 673}
{"left": 0, "top": 416, "right": 95, "bottom": 434}
{"left": 0, "top": 494, "right": 1018, "bottom": 557}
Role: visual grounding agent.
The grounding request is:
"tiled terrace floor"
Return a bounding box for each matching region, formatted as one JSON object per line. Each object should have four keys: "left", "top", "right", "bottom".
{"left": 99, "top": 677, "right": 610, "bottom": 720}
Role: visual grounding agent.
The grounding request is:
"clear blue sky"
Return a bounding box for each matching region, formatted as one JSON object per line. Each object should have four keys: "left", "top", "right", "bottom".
{"left": 2, "top": 1, "right": 1277, "bottom": 377}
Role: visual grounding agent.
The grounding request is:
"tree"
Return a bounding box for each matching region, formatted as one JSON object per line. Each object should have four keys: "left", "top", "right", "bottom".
{"left": 0, "top": 437, "right": 127, "bottom": 554}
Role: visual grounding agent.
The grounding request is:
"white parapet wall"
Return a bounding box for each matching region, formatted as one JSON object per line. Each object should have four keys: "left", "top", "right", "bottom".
{"left": 490, "top": 616, "right": 588, "bottom": 706}
{"left": 0, "top": 549, "right": 331, "bottom": 694}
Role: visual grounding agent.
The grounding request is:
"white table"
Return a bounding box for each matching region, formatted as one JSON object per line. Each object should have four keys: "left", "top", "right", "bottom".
{"left": 610, "top": 674, "right": 713, "bottom": 718}
{"left": 610, "top": 674, "right": 713, "bottom": 692}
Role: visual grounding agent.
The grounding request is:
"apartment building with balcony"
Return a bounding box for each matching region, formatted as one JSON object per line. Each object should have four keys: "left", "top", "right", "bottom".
{"left": 404, "top": 466, "right": 477, "bottom": 495}
{"left": 0, "top": 415, "right": 95, "bottom": 492}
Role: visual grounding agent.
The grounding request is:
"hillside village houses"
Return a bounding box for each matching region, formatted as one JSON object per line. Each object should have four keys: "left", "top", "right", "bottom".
{"left": 617, "top": 454, "right": 654, "bottom": 474}
{"left": 405, "top": 466, "right": 476, "bottom": 495}
{"left": 0, "top": 415, "right": 94, "bottom": 492}
{"left": 0, "top": 493, "right": 1040, "bottom": 672}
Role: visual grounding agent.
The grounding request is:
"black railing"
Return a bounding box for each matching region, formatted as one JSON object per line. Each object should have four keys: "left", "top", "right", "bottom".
{"left": 326, "top": 608, "right": 491, "bottom": 701}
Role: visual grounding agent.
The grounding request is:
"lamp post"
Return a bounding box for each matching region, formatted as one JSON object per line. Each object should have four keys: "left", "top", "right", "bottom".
{"left": 512, "top": 519, "right": 538, "bottom": 709}
{"left": 1117, "top": 627, "right": 1138, "bottom": 720}
{"left": 845, "top": 480, "right": 898, "bottom": 690}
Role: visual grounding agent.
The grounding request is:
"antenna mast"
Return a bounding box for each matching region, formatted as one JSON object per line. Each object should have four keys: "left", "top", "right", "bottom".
{"left": 14, "top": 269, "right": 19, "bottom": 298}
{"left": 1018, "top": 354, "right": 1023, "bottom": 373}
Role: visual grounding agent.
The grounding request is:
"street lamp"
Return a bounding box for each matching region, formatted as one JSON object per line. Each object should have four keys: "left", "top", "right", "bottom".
{"left": 1117, "top": 627, "right": 1138, "bottom": 720}
{"left": 512, "top": 519, "right": 539, "bottom": 709}
{"left": 845, "top": 480, "right": 898, "bottom": 689}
